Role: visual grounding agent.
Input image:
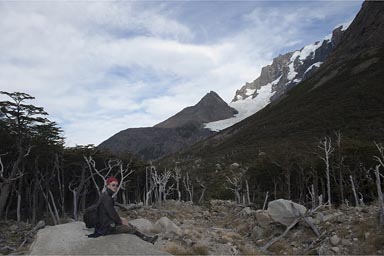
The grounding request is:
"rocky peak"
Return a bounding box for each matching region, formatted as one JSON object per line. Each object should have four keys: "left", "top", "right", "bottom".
{"left": 232, "top": 25, "right": 347, "bottom": 103}
{"left": 154, "top": 91, "right": 237, "bottom": 129}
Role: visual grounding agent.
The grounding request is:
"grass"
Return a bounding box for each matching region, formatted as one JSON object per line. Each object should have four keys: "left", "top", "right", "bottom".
{"left": 161, "top": 241, "right": 189, "bottom": 255}
{"left": 192, "top": 242, "right": 210, "bottom": 255}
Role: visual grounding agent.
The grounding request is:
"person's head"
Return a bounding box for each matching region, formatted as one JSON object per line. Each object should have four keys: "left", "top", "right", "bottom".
{"left": 106, "top": 176, "right": 119, "bottom": 192}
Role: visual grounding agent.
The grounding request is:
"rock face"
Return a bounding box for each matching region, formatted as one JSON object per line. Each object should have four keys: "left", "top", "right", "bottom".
{"left": 232, "top": 26, "right": 346, "bottom": 103}
{"left": 98, "top": 91, "right": 236, "bottom": 160}
{"left": 29, "top": 221, "right": 169, "bottom": 255}
{"left": 267, "top": 199, "right": 307, "bottom": 226}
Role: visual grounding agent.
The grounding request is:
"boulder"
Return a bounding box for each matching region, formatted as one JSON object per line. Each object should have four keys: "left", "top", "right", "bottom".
{"left": 255, "top": 210, "right": 273, "bottom": 228}
{"left": 251, "top": 226, "right": 264, "bottom": 240}
{"left": 29, "top": 221, "right": 169, "bottom": 255}
{"left": 267, "top": 199, "right": 307, "bottom": 226}
{"left": 330, "top": 234, "right": 341, "bottom": 246}
{"left": 155, "top": 217, "right": 182, "bottom": 236}
{"left": 129, "top": 218, "right": 155, "bottom": 233}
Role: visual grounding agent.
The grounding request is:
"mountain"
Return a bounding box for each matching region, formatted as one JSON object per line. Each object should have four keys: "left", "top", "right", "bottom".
{"left": 155, "top": 91, "right": 238, "bottom": 128}
{"left": 98, "top": 91, "right": 236, "bottom": 160}
{"left": 161, "top": 1, "right": 384, "bottom": 167}
{"left": 205, "top": 24, "right": 347, "bottom": 131}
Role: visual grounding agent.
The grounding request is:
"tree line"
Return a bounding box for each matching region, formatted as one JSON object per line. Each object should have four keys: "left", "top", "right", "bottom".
{"left": 1, "top": 91, "right": 384, "bottom": 227}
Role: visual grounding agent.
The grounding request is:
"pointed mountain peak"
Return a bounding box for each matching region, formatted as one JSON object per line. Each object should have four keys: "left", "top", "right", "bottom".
{"left": 154, "top": 91, "right": 237, "bottom": 129}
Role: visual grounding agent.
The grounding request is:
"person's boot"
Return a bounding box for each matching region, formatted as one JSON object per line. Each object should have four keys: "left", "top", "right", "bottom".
{"left": 134, "top": 231, "right": 159, "bottom": 244}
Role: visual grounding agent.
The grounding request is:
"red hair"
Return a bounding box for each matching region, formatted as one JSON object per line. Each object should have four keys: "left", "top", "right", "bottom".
{"left": 106, "top": 176, "right": 119, "bottom": 185}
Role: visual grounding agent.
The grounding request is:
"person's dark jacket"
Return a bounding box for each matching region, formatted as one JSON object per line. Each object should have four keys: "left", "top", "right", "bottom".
{"left": 96, "top": 188, "right": 122, "bottom": 235}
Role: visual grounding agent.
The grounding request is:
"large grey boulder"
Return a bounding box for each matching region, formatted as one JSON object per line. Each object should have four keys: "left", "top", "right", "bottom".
{"left": 155, "top": 217, "right": 182, "bottom": 236}
{"left": 129, "top": 218, "right": 156, "bottom": 233}
{"left": 267, "top": 199, "right": 307, "bottom": 226}
{"left": 29, "top": 221, "right": 169, "bottom": 255}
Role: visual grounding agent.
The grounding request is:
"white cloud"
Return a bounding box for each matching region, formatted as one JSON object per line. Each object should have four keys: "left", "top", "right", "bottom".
{"left": 0, "top": 1, "right": 362, "bottom": 146}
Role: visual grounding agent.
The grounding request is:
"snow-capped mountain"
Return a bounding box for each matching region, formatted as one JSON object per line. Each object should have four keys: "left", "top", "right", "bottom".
{"left": 205, "top": 23, "right": 349, "bottom": 131}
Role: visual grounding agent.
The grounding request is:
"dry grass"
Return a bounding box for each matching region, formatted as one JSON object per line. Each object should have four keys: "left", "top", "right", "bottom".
{"left": 184, "top": 228, "right": 202, "bottom": 240}
{"left": 161, "top": 241, "right": 189, "bottom": 255}
{"left": 192, "top": 242, "right": 210, "bottom": 255}
{"left": 238, "top": 245, "right": 263, "bottom": 255}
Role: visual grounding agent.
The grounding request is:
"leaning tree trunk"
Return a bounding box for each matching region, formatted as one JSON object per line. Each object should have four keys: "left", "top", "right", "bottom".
{"left": 374, "top": 165, "right": 384, "bottom": 226}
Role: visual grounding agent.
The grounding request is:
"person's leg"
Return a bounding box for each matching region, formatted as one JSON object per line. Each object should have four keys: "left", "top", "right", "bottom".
{"left": 110, "top": 223, "right": 136, "bottom": 234}
{"left": 111, "top": 224, "right": 158, "bottom": 244}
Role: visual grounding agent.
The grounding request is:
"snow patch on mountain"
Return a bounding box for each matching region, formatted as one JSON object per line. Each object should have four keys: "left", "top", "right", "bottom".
{"left": 305, "top": 62, "right": 323, "bottom": 74}
{"left": 205, "top": 76, "right": 281, "bottom": 131}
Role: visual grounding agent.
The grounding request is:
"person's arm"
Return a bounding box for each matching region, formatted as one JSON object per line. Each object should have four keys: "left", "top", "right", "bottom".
{"left": 103, "top": 197, "right": 122, "bottom": 225}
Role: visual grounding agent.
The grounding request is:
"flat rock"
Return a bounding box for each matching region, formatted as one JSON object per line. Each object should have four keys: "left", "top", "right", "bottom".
{"left": 29, "top": 221, "right": 169, "bottom": 255}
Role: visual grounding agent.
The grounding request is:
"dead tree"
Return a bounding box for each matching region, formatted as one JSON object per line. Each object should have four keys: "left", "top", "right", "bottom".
{"left": 196, "top": 177, "right": 206, "bottom": 204}
{"left": 318, "top": 136, "right": 334, "bottom": 208}
{"left": 84, "top": 156, "right": 120, "bottom": 195}
{"left": 183, "top": 172, "right": 194, "bottom": 203}
{"left": 145, "top": 166, "right": 156, "bottom": 206}
{"left": 172, "top": 167, "right": 182, "bottom": 201}
{"left": 262, "top": 191, "right": 269, "bottom": 210}
{"left": 155, "top": 169, "right": 173, "bottom": 203}
{"left": 334, "top": 131, "right": 346, "bottom": 204}
{"left": 349, "top": 175, "right": 359, "bottom": 207}
{"left": 373, "top": 142, "right": 384, "bottom": 227}
{"left": 226, "top": 172, "right": 242, "bottom": 204}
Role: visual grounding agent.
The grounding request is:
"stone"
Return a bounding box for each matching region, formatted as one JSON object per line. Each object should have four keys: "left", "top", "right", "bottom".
{"left": 155, "top": 217, "right": 183, "bottom": 236}
{"left": 323, "top": 211, "right": 343, "bottom": 222}
{"left": 251, "top": 226, "right": 264, "bottom": 240}
{"left": 9, "top": 224, "right": 18, "bottom": 231}
{"left": 29, "top": 221, "right": 169, "bottom": 255}
{"left": 341, "top": 239, "right": 352, "bottom": 246}
{"left": 331, "top": 247, "right": 340, "bottom": 253}
{"left": 330, "top": 234, "right": 341, "bottom": 246}
{"left": 239, "top": 207, "right": 255, "bottom": 216}
{"left": 267, "top": 199, "right": 307, "bottom": 226}
{"left": 129, "top": 218, "right": 155, "bottom": 233}
{"left": 255, "top": 210, "right": 273, "bottom": 228}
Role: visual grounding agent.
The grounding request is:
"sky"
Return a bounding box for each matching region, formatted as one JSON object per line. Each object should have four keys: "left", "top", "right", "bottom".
{"left": 0, "top": 0, "right": 363, "bottom": 147}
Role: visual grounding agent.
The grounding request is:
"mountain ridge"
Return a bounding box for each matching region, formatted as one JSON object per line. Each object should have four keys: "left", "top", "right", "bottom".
{"left": 98, "top": 91, "right": 235, "bottom": 160}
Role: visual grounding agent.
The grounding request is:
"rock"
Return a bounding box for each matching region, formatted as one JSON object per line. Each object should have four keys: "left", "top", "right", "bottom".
{"left": 331, "top": 247, "right": 340, "bottom": 253}
{"left": 155, "top": 217, "right": 183, "bottom": 236}
{"left": 29, "top": 221, "right": 169, "bottom": 255}
{"left": 251, "top": 226, "right": 264, "bottom": 240}
{"left": 330, "top": 234, "right": 341, "bottom": 246}
{"left": 267, "top": 199, "right": 307, "bottom": 226}
{"left": 322, "top": 211, "right": 343, "bottom": 222}
{"left": 9, "top": 224, "right": 18, "bottom": 231}
{"left": 341, "top": 239, "right": 352, "bottom": 246}
{"left": 307, "top": 216, "right": 320, "bottom": 225}
{"left": 239, "top": 207, "right": 255, "bottom": 216}
{"left": 314, "top": 212, "right": 324, "bottom": 223}
{"left": 255, "top": 210, "right": 272, "bottom": 228}
{"left": 129, "top": 218, "right": 155, "bottom": 233}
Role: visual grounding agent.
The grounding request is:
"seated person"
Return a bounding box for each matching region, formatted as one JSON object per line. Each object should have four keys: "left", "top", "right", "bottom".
{"left": 88, "top": 176, "right": 158, "bottom": 244}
